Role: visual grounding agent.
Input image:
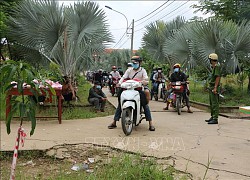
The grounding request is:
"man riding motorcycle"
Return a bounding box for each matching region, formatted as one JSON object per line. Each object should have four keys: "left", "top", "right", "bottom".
{"left": 152, "top": 67, "right": 166, "bottom": 98}
{"left": 108, "top": 66, "right": 121, "bottom": 92}
{"left": 108, "top": 56, "right": 155, "bottom": 131}
{"left": 163, "top": 63, "right": 193, "bottom": 113}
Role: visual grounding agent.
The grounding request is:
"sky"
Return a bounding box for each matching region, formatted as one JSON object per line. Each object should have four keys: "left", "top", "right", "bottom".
{"left": 60, "top": 1, "right": 211, "bottom": 50}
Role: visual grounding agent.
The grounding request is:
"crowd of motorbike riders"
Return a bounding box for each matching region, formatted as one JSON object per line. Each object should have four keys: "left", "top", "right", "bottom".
{"left": 85, "top": 56, "right": 196, "bottom": 132}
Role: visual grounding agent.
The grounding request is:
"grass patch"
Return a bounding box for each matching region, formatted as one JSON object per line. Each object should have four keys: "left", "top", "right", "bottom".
{"left": 189, "top": 77, "right": 250, "bottom": 106}
{"left": 0, "top": 145, "right": 190, "bottom": 180}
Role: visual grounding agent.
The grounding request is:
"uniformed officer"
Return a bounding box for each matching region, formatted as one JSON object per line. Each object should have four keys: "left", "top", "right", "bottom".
{"left": 205, "top": 53, "right": 221, "bottom": 124}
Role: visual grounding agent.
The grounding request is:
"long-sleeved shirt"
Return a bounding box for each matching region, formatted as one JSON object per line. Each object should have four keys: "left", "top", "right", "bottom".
{"left": 88, "top": 87, "right": 106, "bottom": 100}
{"left": 153, "top": 72, "right": 166, "bottom": 81}
{"left": 110, "top": 71, "right": 121, "bottom": 79}
{"left": 119, "top": 67, "right": 149, "bottom": 85}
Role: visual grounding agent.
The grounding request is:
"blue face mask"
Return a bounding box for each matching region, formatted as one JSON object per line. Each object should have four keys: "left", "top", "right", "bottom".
{"left": 132, "top": 63, "right": 139, "bottom": 69}
{"left": 174, "top": 68, "right": 179, "bottom": 73}
{"left": 96, "top": 85, "right": 101, "bottom": 89}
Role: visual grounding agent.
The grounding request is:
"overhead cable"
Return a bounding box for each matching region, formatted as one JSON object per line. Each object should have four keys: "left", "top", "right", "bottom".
{"left": 135, "top": 1, "right": 169, "bottom": 23}
{"left": 135, "top": 1, "right": 174, "bottom": 28}
{"left": 117, "top": 37, "right": 130, "bottom": 49}
{"left": 113, "top": 22, "right": 132, "bottom": 48}
{"left": 158, "top": 0, "right": 190, "bottom": 21}
{"left": 134, "top": 1, "right": 192, "bottom": 33}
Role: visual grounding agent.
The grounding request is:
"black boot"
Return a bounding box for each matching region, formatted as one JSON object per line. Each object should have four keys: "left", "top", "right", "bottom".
{"left": 207, "top": 119, "right": 218, "bottom": 124}
{"left": 205, "top": 117, "right": 213, "bottom": 122}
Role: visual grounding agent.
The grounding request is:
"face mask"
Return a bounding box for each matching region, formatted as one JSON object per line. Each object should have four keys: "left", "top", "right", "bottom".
{"left": 153, "top": 70, "right": 157, "bottom": 73}
{"left": 174, "top": 68, "right": 179, "bottom": 73}
{"left": 132, "top": 63, "right": 139, "bottom": 69}
{"left": 96, "top": 85, "right": 101, "bottom": 89}
{"left": 128, "top": 67, "right": 133, "bottom": 70}
{"left": 158, "top": 70, "right": 162, "bottom": 73}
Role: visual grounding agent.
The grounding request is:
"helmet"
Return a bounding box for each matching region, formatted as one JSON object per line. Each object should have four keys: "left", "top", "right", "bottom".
{"left": 112, "top": 66, "right": 117, "bottom": 69}
{"left": 131, "top": 56, "right": 142, "bottom": 62}
{"left": 208, "top": 53, "right": 218, "bottom": 60}
{"left": 173, "top": 63, "right": 181, "bottom": 69}
{"left": 99, "top": 69, "right": 103, "bottom": 72}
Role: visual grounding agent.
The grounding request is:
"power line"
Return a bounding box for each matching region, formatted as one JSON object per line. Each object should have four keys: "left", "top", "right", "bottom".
{"left": 134, "top": 1, "right": 192, "bottom": 33}
{"left": 135, "top": 1, "right": 169, "bottom": 23}
{"left": 113, "top": 22, "right": 132, "bottom": 48}
{"left": 117, "top": 36, "right": 131, "bottom": 49}
{"left": 166, "top": 2, "right": 193, "bottom": 20}
{"left": 158, "top": 0, "right": 190, "bottom": 21}
{"left": 134, "top": 0, "right": 174, "bottom": 28}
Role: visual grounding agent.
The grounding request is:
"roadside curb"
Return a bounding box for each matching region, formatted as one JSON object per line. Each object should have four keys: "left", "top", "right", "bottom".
{"left": 190, "top": 100, "right": 250, "bottom": 120}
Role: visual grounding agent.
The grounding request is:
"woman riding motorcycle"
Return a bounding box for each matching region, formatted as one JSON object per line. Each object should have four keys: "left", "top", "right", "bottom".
{"left": 108, "top": 56, "right": 155, "bottom": 131}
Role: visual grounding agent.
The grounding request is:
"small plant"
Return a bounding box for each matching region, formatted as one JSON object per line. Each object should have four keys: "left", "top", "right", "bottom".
{"left": 0, "top": 60, "right": 53, "bottom": 135}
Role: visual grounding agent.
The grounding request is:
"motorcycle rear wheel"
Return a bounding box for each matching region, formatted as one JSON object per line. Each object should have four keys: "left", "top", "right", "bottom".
{"left": 121, "top": 107, "right": 133, "bottom": 136}
{"left": 176, "top": 98, "right": 181, "bottom": 115}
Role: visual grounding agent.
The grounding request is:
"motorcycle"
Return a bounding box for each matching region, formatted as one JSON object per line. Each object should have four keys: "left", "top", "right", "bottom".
{"left": 153, "top": 79, "right": 167, "bottom": 102}
{"left": 169, "top": 81, "right": 188, "bottom": 115}
{"left": 120, "top": 79, "right": 145, "bottom": 136}
{"left": 110, "top": 76, "right": 120, "bottom": 96}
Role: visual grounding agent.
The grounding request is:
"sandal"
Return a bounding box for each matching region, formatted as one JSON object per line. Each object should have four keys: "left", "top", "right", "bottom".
{"left": 108, "top": 123, "right": 117, "bottom": 129}
{"left": 149, "top": 126, "right": 155, "bottom": 131}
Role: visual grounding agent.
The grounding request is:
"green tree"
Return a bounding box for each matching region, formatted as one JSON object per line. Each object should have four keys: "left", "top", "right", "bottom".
{"left": 193, "top": 0, "right": 250, "bottom": 23}
{"left": 0, "top": 0, "right": 22, "bottom": 61}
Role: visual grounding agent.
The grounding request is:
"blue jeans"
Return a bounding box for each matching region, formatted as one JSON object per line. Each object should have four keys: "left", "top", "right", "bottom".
{"left": 114, "top": 100, "right": 152, "bottom": 121}
{"left": 153, "top": 82, "right": 159, "bottom": 93}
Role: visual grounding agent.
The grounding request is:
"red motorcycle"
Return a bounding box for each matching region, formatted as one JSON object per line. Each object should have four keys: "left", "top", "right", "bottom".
{"left": 169, "top": 81, "right": 188, "bottom": 115}
{"left": 110, "top": 77, "right": 120, "bottom": 96}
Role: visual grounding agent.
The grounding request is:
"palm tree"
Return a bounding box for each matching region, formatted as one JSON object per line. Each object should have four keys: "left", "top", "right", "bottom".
{"left": 7, "top": 0, "right": 113, "bottom": 78}
{"left": 164, "top": 18, "right": 250, "bottom": 75}
{"left": 142, "top": 16, "right": 186, "bottom": 65}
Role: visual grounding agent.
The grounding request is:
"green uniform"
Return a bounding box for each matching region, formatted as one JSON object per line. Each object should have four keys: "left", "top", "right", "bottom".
{"left": 208, "top": 65, "right": 221, "bottom": 120}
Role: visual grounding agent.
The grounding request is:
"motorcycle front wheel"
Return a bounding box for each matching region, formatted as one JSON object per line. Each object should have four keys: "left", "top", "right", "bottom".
{"left": 176, "top": 98, "right": 181, "bottom": 115}
{"left": 121, "top": 107, "right": 133, "bottom": 136}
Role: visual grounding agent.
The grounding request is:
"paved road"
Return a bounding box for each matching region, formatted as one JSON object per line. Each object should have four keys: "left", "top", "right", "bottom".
{"left": 1, "top": 87, "right": 250, "bottom": 179}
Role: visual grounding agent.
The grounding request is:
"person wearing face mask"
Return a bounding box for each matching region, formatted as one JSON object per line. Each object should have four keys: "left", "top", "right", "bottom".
{"left": 163, "top": 63, "right": 193, "bottom": 113}
{"left": 88, "top": 81, "right": 107, "bottom": 112}
{"left": 108, "top": 56, "right": 155, "bottom": 131}
{"left": 152, "top": 67, "right": 166, "bottom": 98}
{"left": 109, "top": 66, "right": 121, "bottom": 92}
{"left": 205, "top": 53, "right": 221, "bottom": 124}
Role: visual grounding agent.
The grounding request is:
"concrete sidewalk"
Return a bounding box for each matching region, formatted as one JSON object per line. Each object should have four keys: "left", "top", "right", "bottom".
{"left": 1, "top": 87, "right": 250, "bottom": 179}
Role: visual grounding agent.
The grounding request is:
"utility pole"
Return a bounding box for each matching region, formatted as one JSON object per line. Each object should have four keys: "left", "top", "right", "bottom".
{"left": 130, "top": 19, "right": 134, "bottom": 57}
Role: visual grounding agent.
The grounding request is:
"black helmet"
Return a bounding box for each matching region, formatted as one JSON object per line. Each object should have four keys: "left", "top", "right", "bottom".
{"left": 131, "top": 56, "right": 142, "bottom": 62}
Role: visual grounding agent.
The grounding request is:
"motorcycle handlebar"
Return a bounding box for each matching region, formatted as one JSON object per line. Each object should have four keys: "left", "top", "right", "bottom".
{"left": 171, "top": 81, "right": 189, "bottom": 85}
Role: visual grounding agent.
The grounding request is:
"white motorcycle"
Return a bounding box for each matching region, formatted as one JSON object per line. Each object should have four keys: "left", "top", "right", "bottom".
{"left": 120, "top": 79, "right": 145, "bottom": 136}
{"left": 153, "top": 79, "right": 167, "bottom": 102}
